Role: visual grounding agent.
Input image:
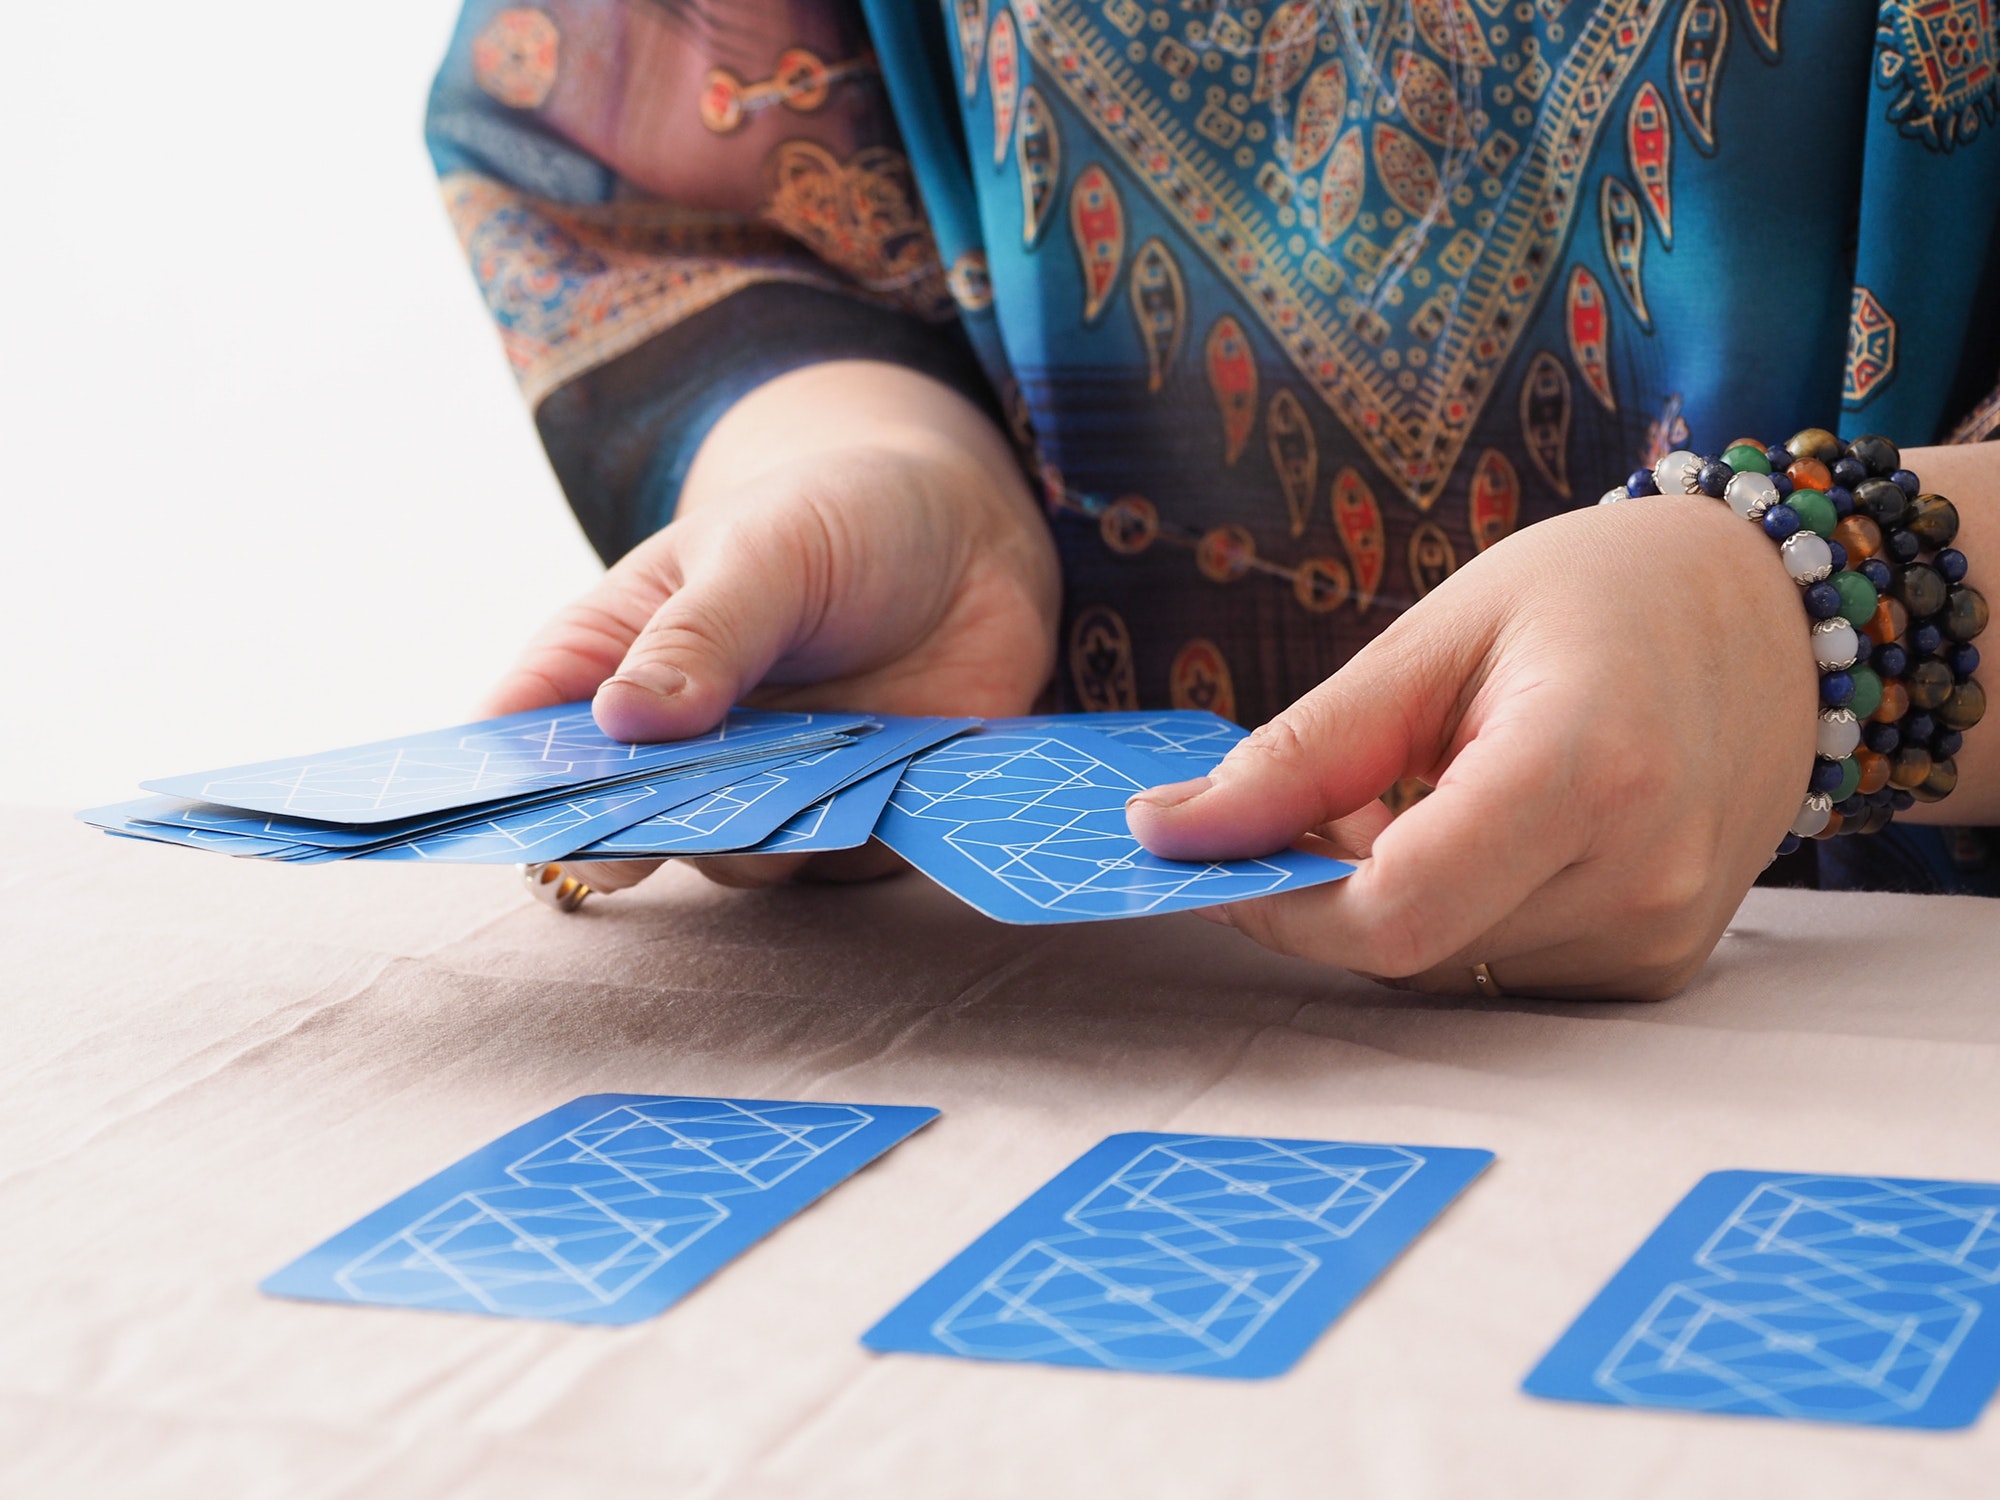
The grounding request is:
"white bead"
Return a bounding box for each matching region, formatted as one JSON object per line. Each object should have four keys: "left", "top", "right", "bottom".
{"left": 1816, "top": 707, "right": 1861, "bottom": 760}
{"left": 1791, "top": 793, "right": 1832, "bottom": 839}
{"left": 1725, "top": 471, "right": 1779, "bottom": 521}
{"left": 1654, "top": 449, "right": 1702, "bottom": 496}
{"left": 1781, "top": 530, "right": 1834, "bottom": 583}
{"left": 1812, "top": 617, "right": 1859, "bottom": 670}
{"left": 1597, "top": 485, "right": 1630, "bottom": 505}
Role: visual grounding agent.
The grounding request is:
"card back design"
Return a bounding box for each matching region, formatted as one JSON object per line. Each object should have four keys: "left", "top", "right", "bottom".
{"left": 865, "top": 1132, "right": 1492, "bottom": 1378}
{"left": 264, "top": 1094, "right": 937, "bottom": 1325}
{"left": 1525, "top": 1170, "right": 2000, "bottom": 1428}
{"left": 873, "top": 723, "right": 1351, "bottom": 924}
{"left": 144, "top": 706, "right": 869, "bottom": 824}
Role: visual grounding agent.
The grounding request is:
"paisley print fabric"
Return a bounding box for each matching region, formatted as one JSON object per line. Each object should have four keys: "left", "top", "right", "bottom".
{"left": 428, "top": 0, "right": 2000, "bottom": 892}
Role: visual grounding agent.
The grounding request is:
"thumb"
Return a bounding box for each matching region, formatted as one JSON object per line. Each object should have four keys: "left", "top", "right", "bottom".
{"left": 1125, "top": 627, "right": 1480, "bottom": 861}
{"left": 593, "top": 519, "right": 821, "bottom": 742}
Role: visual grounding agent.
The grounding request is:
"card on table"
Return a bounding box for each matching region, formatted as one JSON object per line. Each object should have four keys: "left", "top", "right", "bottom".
{"left": 263, "top": 1094, "right": 938, "bottom": 1325}
{"left": 1524, "top": 1169, "right": 2000, "bottom": 1429}
{"left": 872, "top": 720, "right": 1354, "bottom": 924}
{"left": 142, "top": 704, "right": 873, "bottom": 824}
{"left": 864, "top": 1132, "right": 1493, "bottom": 1378}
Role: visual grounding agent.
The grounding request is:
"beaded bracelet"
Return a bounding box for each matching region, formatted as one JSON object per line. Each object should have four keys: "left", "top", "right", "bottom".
{"left": 1600, "top": 428, "right": 1987, "bottom": 859}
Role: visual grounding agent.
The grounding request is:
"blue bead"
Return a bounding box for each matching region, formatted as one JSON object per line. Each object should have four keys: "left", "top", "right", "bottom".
{"left": 1874, "top": 642, "right": 1908, "bottom": 678}
{"left": 1827, "top": 540, "right": 1849, "bottom": 572}
{"left": 1803, "top": 581, "right": 1842, "bottom": 619}
{"left": 1820, "top": 671, "right": 1855, "bottom": 707}
{"left": 1937, "top": 547, "right": 1968, "bottom": 583}
{"left": 1904, "top": 712, "right": 1936, "bottom": 743}
{"left": 1625, "top": 468, "right": 1658, "bottom": 496}
{"left": 1934, "top": 730, "right": 1964, "bottom": 758}
{"left": 1914, "top": 622, "right": 1944, "bottom": 656}
{"left": 1771, "top": 472, "right": 1795, "bottom": 497}
{"left": 1868, "top": 787, "right": 1896, "bottom": 809}
{"left": 1835, "top": 794, "right": 1867, "bottom": 818}
{"left": 1949, "top": 643, "right": 1980, "bottom": 677}
{"left": 1852, "top": 632, "right": 1873, "bottom": 664}
{"left": 1863, "top": 721, "right": 1900, "bottom": 754}
{"left": 1810, "top": 758, "right": 1846, "bottom": 793}
{"left": 1892, "top": 790, "right": 1916, "bottom": 812}
{"left": 1763, "top": 504, "right": 1802, "bottom": 540}
{"left": 1766, "top": 444, "right": 1793, "bottom": 472}
{"left": 1697, "top": 461, "right": 1732, "bottom": 497}
{"left": 1887, "top": 527, "right": 1922, "bottom": 563}
{"left": 1832, "top": 457, "right": 1867, "bottom": 487}
{"left": 1776, "top": 833, "right": 1803, "bottom": 856}
{"left": 1891, "top": 468, "right": 1921, "bottom": 498}
{"left": 1827, "top": 484, "right": 1855, "bottom": 518}
{"left": 1861, "top": 558, "right": 1895, "bottom": 592}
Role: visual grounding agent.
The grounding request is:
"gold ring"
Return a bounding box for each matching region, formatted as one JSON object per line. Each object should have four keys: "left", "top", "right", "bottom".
{"left": 520, "top": 861, "right": 593, "bottom": 912}
{"left": 1470, "top": 962, "right": 1506, "bottom": 998}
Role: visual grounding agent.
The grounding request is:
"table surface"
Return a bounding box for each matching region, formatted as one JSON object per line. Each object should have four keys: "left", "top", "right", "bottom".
{"left": 7, "top": 804, "right": 2000, "bottom": 1499}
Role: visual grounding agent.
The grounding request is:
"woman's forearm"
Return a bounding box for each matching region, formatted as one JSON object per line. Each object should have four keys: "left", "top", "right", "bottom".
{"left": 1896, "top": 442, "right": 1997, "bottom": 826}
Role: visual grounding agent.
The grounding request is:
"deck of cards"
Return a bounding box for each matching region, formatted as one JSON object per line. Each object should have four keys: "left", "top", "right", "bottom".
{"left": 81, "top": 704, "right": 1355, "bottom": 923}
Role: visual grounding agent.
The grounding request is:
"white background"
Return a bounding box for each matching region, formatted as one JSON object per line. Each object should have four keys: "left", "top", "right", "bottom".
{"left": 1, "top": 1, "right": 605, "bottom": 810}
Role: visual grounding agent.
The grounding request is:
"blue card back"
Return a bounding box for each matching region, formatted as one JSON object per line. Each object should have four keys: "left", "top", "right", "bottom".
{"left": 1524, "top": 1169, "right": 2000, "bottom": 1429}
{"left": 263, "top": 1094, "right": 937, "bottom": 1325}
{"left": 864, "top": 1132, "right": 1492, "bottom": 1378}
{"left": 734, "top": 759, "right": 905, "bottom": 855}
{"left": 872, "top": 721, "right": 1353, "bottom": 924}
{"left": 142, "top": 705, "right": 872, "bottom": 824}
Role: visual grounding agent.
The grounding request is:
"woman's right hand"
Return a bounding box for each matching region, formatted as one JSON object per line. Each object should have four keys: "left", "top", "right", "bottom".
{"left": 485, "top": 360, "right": 1061, "bottom": 891}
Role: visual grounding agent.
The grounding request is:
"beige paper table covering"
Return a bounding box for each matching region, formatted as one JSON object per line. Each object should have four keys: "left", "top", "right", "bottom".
{"left": 4, "top": 803, "right": 2000, "bottom": 1498}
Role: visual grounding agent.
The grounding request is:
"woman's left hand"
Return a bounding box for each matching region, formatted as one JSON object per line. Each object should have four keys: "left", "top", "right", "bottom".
{"left": 1125, "top": 494, "right": 1820, "bottom": 1000}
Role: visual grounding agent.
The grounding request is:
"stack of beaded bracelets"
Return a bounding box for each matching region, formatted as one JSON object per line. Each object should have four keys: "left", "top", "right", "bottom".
{"left": 1601, "top": 427, "right": 1987, "bottom": 858}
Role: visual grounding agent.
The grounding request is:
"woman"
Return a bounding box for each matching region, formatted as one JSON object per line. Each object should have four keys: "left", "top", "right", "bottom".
{"left": 426, "top": 0, "right": 1998, "bottom": 996}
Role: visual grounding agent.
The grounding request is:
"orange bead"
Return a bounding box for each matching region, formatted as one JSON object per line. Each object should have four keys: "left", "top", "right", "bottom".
{"left": 1871, "top": 678, "right": 1910, "bottom": 724}
{"left": 1853, "top": 747, "right": 1891, "bottom": 794}
{"left": 1832, "top": 514, "right": 1882, "bottom": 561}
{"left": 1863, "top": 597, "right": 1910, "bottom": 645}
{"left": 1788, "top": 457, "right": 1833, "bottom": 491}
{"left": 1814, "top": 809, "right": 1845, "bottom": 840}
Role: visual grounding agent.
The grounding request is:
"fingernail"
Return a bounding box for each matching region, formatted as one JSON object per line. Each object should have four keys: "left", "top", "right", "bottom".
{"left": 1126, "top": 776, "right": 1211, "bottom": 813}
{"left": 605, "top": 663, "right": 687, "bottom": 702}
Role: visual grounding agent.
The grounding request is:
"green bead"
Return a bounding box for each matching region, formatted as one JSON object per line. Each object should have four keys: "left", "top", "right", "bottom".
{"left": 1831, "top": 755, "right": 1860, "bottom": 803}
{"left": 1846, "top": 665, "right": 1883, "bottom": 720}
{"left": 1722, "top": 443, "right": 1771, "bottom": 475}
{"left": 1789, "top": 488, "right": 1837, "bottom": 538}
{"left": 1833, "top": 569, "right": 1879, "bottom": 626}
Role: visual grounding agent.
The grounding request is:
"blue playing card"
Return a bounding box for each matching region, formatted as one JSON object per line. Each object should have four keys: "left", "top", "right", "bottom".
{"left": 576, "top": 717, "right": 974, "bottom": 858}
{"left": 142, "top": 705, "right": 875, "bottom": 824}
{"left": 1003, "top": 710, "right": 1247, "bottom": 778}
{"left": 1524, "top": 1170, "right": 2000, "bottom": 1429}
{"left": 865, "top": 1132, "right": 1492, "bottom": 1378}
{"left": 263, "top": 1094, "right": 938, "bottom": 1325}
{"left": 733, "top": 759, "right": 905, "bottom": 855}
{"left": 871, "top": 721, "right": 1354, "bottom": 924}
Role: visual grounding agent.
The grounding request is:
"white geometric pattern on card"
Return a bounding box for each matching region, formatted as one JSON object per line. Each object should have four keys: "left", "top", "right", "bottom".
{"left": 1091, "top": 715, "right": 1243, "bottom": 771}
{"left": 333, "top": 1099, "right": 871, "bottom": 1316}
{"left": 398, "top": 786, "right": 658, "bottom": 861}
{"left": 895, "top": 736, "right": 1296, "bottom": 916}
{"left": 759, "top": 797, "right": 833, "bottom": 850}
{"left": 592, "top": 770, "right": 788, "bottom": 851}
{"left": 193, "top": 709, "right": 772, "bottom": 819}
{"left": 931, "top": 1138, "right": 1424, "bottom": 1371}
{"left": 1597, "top": 1176, "right": 2000, "bottom": 1420}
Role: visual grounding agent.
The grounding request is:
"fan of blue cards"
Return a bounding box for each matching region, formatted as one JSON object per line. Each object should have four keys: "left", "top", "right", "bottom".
{"left": 80, "top": 704, "right": 1355, "bottom": 924}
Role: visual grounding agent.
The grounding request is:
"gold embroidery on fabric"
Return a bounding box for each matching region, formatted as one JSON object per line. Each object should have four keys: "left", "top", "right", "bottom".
{"left": 443, "top": 171, "right": 847, "bottom": 408}
{"left": 759, "top": 142, "right": 952, "bottom": 318}
{"left": 1013, "top": 0, "right": 1673, "bottom": 509}
{"left": 1069, "top": 604, "right": 1139, "bottom": 711}
{"left": 1170, "top": 639, "right": 1238, "bottom": 721}
{"left": 1844, "top": 286, "right": 1898, "bottom": 409}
